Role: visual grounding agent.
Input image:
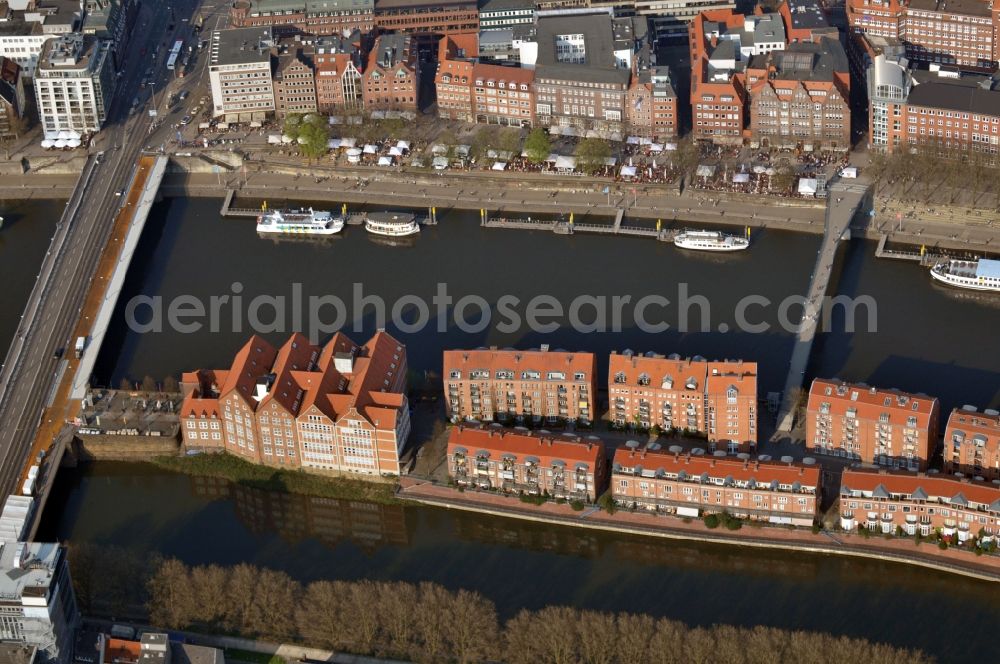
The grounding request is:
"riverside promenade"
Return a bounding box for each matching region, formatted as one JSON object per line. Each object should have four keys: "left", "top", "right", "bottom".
{"left": 398, "top": 479, "right": 1000, "bottom": 583}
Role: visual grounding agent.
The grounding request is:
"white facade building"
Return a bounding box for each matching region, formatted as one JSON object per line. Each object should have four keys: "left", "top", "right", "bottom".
{"left": 208, "top": 27, "right": 275, "bottom": 122}
{"left": 33, "top": 33, "right": 113, "bottom": 135}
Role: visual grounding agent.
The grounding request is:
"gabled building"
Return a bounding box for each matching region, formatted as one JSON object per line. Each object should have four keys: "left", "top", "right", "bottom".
{"left": 626, "top": 61, "right": 678, "bottom": 139}
{"left": 447, "top": 424, "right": 608, "bottom": 501}
{"left": 806, "top": 378, "right": 940, "bottom": 470}
{"left": 272, "top": 44, "right": 317, "bottom": 115}
{"left": 943, "top": 405, "right": 1000, "bottom": 480}
{"left": 435, "top": 34, "right": 476, "bottom": 121}
{"left": 608, "top": 350, "right": 758, "bottom": 453}
{"left": 363, "top": 32, "right": 419, "bottom": 110}
{"left": 0, "top": 56, "right": 24, "bottom": 137}
{"left": 312, "top": 32, "right": 365, "bottom": 112}
{"left": 180, "top": 331, "right": 411, "bottom": 477}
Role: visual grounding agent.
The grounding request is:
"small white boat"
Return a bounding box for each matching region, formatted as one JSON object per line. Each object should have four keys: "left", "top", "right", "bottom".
{"left": 673, "top": 229, "right": 749, "bottom": 252}
{"left": 365, "top": 212, "right": 420, "bottom": 238}
{"left": 257, "top": 208, "right": 344, "bottom": 236}
{"left": 930, "top": 258, "right": 1000, "bottom": 292}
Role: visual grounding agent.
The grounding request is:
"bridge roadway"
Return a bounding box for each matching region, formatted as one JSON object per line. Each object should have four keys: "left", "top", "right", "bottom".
{"left": 774, "top": 180, "right": 872, "bottom": 434}
{"left": 0, "top": 0, "right": 204, "bottom": 500}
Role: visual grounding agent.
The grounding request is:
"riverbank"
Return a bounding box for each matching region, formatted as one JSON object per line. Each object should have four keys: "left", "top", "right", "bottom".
{"left": 398, "top": 479, "right": 1000, "bottom": 584}
{"left": 149, "top": 454, "right": 400, "bottom": 505}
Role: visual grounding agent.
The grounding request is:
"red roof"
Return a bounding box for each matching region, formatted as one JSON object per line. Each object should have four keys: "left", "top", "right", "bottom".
{"left": 448, "top": 425, "right": 605, "bottom": 468}
{"left": 842, "top": 468, "right": 1000, "bottom": 508}
{"left": 613, "top": 447, "right": 819, "bottom": 487}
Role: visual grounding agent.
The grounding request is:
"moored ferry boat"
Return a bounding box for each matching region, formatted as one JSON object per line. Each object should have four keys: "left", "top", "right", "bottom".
{"left": 673, "top": 229, "right": 749, "bottom": 252}
{"left": 930, "top": 258, "right": 1000, "bottom": 292}
{"left": 365, "top": 212, "right": 420, "bottom": 237}
{"left": 256, "top": 208, "right": 344, "bottom": 236}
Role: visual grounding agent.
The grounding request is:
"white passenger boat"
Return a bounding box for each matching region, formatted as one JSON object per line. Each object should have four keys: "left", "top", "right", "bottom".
{"left": 673, "top": 229, "right": 749, "bottom": 252}
{"left": 930, "top": 258, "right": 1000, "bottom": 292}
{"left": 364, "top": 212, "right": 420, "bottom": 237}
{"left": 256, "top": 208, "right": 344, "bottom": 236}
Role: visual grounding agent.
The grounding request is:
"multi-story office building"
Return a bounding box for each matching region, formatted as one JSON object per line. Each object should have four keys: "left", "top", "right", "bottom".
{"left": 778, "top": 0, "right": 837, "bottom": 43}
{"left": 626, "top": 62, "right": 678, "bottom": 138}
{"left": 612, "top": 447, "right": 820, "bottom": 526}
{"left": 33, "top": 33, "right": 113, "bottom": 136}
{"left": 312, "top": 32, "right": 365, "bottom": 112}
{"left": 690, "top": 10, "right": 787, "bottom": 143}
{"left": 867, "top": 53, "right": 1000, "bottom": 154}
{"left": 478, "top": 0, "right": 533, "bottom": 31}
{"left": 532, "top": 12, "right": 631, "bottom": 135}
{"left": 840, "top": 468, "right": 1000, "bottom": 540}
{"left": 847, "top": 0, "right": 1000, "bottom": 71}
{"left": 435, "top": 34, "right": 476, "bottom": 121}
{"left": 0, "top": 542, "right": 79, "bottom": 664}
{"left": 943, "top": 405, "right": 1000, "bottom": 480}
{"left": 472, "top": 60, "right": 534, "bottom": 126}
{"left": 180, "top": 330, "right": 411, "bottom": 477}
{"left": 634, "top": 0, "right": 736, "bottom": 41}
{"left": 806, "top": 378, "right": 941, "bottom": 470}
{"left": 374, "top": 0, "right": 479, "bottom": 35}
{"left": 608, "top": 350, "right": 758, "bottom": 453}
{"left": 82, "top": 0, "right": 139, "bottom": 68}
{"left": 363, "top": 32, "right": 419, "bottom": 110}
{"left": 747, "top": 37, "right": 851, "bottom": 149}
{"left": 443, "top": 346, "right": 598, "bottom": 426}
{"left": 272, "top": 44, "right": 318, "bottom": 115}
{"left": 447, "top": 424, "right": 608, "bottom": 501}
{"left": 0, "top": 16, "right": 53, "bottom": 79}
{"left": 208, "top": 27, "right": 275, "bottom": 122}
{"left": 0, "top": 57, "right": 25, "bottom": 137}
{"left": 230, "top": 0, "right": 376, "bottom": 36}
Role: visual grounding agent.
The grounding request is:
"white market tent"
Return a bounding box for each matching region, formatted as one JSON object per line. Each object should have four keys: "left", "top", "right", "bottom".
{"left": 492, "top": 161, "right": 507, "bottom": 171}
{"left": 328, "top": 116, "right": 343, "bottom": 125}
{"left": 363, "top": 144, "right": 378, "bottom": 154}
{"left": 752, "top": 164, "right": 767, "bottom": 174}
{"left": 268, "top": 134, "right": 282, "bottom": 145}
{"left": 798, "top": 178, "right": 819, "bottom": 196}
{"left": 281, "top": 135, "right": 294, "bottom": 144}
{"left": 40, "top": 139, "right": 54, "bottom": 149}
{"left": 649, "top": 143, "right": 664, "bottom": 152}
{"left": 455, "top": 145, "right": 471, "bottom": 157}
{"left": 841, "top": 166, "right": 858, "bottom": 178}
{"left": 378, "top": 156, "right": 393, "bottom": 167}
{"left": 53, "top": 139, "right": 67, "bottom": 149}
{"left": 396, "top": 140, "right": 411, "bottom": 151}
{"left": 664, "top": 143, "right": 678, "bottom": 151}
{"left": 431, "top": 144, "right": 448, "bottom": 155}
{"left": 626, "top": 136, "right": 642, "bottom": 145}
{"left": 620, "top": 165, "right": 637, "bottom": 178}
{"left": 346, "top": 148, "right": 362, "bottom": 163}
{"left": 733, "top": 173, "right": 750, "bottom": 183}
{"left": 603, "top": 157, "right": 617, "bottom": 167}
{"left": 554, "top": 155, "right": 576, "bottom": 171}
{"left": 327, "top": 138, "right": 342, "bottom": 149}
{"left": 68, "top": 138, "right": 82, "bottom": 148}
{"left": 432, "top": 156, "right": 449, "bottom": 169}
{"left": 389, "top": 146, "right": 403, "bottom": 157}
{"left": 696, "top": 164, "right": 716, "bottom": 177}
{"left": 339, "top": 137, "right": 357, "bottom": 148}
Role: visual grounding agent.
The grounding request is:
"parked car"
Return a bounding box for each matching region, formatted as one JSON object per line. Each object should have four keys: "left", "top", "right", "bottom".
{"left": 180, "top": 115, "right": 192, "bottom": 125}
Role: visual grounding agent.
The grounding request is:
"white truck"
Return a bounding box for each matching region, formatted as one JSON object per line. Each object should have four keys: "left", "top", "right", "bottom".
{"left": 21, "top": 476, "right": 34, "bottom": 496}
{"left": 74, "top": 336, "right": 86, "bottom": 359}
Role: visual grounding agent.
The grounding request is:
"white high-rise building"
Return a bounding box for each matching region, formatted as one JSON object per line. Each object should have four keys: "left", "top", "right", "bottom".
{"left": 33, "top": 32, "right": 113, "bottom": 136}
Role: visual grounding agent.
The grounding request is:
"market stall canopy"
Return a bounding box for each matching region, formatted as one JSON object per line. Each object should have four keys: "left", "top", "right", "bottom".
{"left": 696, "top": 164, "right": 716, "bottom": 177}
{"left": 432, "top": 156, "right": 449, "bottom": 169}
{"left": 492, "top": 161, "right": 507, "bottom": 171}
{"left": 798, "top": 178, "right": 818, "bottom": 196}
{"left": 733, "top": 173, "right": 750, "bottom": 183}
{"left": 377, "top": 156, "right": 393, "bottom": 167}
{"left": 363, "top": 144, "right": 378, "bottom": 154}
{"left": 620, "top": 165, "right": 637, "bottom": 178}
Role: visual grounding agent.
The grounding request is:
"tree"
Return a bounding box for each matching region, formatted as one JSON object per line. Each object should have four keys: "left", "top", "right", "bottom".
{"left": 574, "top": 138, "right": 611, "bottom": 175}
{"left": 597, "top": 492, "right": 616, "bottom": 514}
{"left": 469, "top": 126, "right": 498, "bottom": 160}
{"left": 703, "top": 513, "right": 720, "bottom": 529}
{"left": 118, "top": 377, "right": 132, "bottom": 391}
{"left": 524, "top": 128, "right": 551, "bottom": 164}
{"left": 497, "top": 129, "right": 522, "bottom": 158}
{"left": 163, "top": 375, "right": 180, "bottom": 393}
{"left": 146, "top": 558, "right": 195, "bottom": 630}
{"left": 297, "top": 116, "right": 330, "bottom": 161}
{"left": 141, "top": 375, "right": 157, "bottom": 392}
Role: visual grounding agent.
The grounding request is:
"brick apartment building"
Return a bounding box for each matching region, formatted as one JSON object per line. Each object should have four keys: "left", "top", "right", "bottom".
{"left": 608, "top": 351, "right": 758, "bottom": 453}
{"left": 943, "top": 406, "right": 1000, "bottom": 480}
{"left": 180, "top": 331, "right": 411, "bottom": 477}
{"left": 806, "top": 378, "right": 941, "bottom": 470}
{"left": 447, "top": 424, "right": 608, "bottom": 501}
{"left": 689, "top": 10, "right": 787, "bottom": 143}
{"left": 313, "top": 32, "right": 365, "bottom": 112}
{"left": 443, "top": 346, "right": 598, "bottom": 426}
{"left": 435, "top": 34, "right": 476, "bottom": 121}
{"left": 363, "top": 32, "right": 419, "bottom": 110}
{"left": 230, "top": 0, "right": 376, "bottom": 36}
{"left": 747, "top": 37, "right": 851, "bottom": 149}
{"left": 208, "top": 27, "right": 275, "bottom": 122}
{"left": 626, "top": 59, "right": 678, "bottom": 138}
{"left": 272, "top": 45, "right": 318, "bottom": 115}
{"left": 847, "top": 0, "right": 1000, "bottom": 71}
{"left": 374, "top": 0, "right": 479, "bottom": 35}
{"left": 867, "top": 53, "right": 1000, "bottom": 154}
{"left": 840, "top": 468, "right": 1000, "bottom": 540}
{"left": 612, "top": 447, "right": 820, "bottom": 526}
{"left": 0, "top": 56, "right": 24, "bottom": 138}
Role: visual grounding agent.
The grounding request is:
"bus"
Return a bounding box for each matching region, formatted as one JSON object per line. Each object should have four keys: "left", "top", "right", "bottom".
{"left": 165, "top": 40, "right": 183, "bottom": 70}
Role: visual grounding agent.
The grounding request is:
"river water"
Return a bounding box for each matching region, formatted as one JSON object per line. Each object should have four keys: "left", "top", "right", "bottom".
{"left": 37, "top": 462, "right": 999, "bottom": 662}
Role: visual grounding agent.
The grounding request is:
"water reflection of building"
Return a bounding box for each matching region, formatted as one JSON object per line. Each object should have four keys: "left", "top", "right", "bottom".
{"left": 453, "top": 512, "right": 601, "bottom": 559}
{"left": 188, "top": 476, "right": 408, "bottom": 552}
{"left": 612, "top": 537, "right": 820, "bottom": 581}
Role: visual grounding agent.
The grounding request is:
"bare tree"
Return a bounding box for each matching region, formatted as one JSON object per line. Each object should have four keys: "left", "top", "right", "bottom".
{"left": 146, "top": 559, "right": 194, "bottom": 629}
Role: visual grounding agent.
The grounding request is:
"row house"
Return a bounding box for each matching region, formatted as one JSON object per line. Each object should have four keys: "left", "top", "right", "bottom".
{"left": 313, "top": 32, "right": 365, "bottom": 112}
{"left": 373, "top": 0, "right": 479, "bottom": 35}
{"left": 847, "top": 0, "right": 1000, "bottom": 71}
{"left": 363, "top": 32, "right": 419, "bottom": 110}
{"left": 840, "top": 469, "right": 1000, "bottom": 541}
{"left": 626, "top": 61, "right": 679, "bottom": 138}
{"left": 272, "top": 46, "right": 318, "bottom": 115}
{"left": 180, "top": 330, "right": 411, "bottom": 477}
{"left": 0, "top": 57, "right": 25, "bottom": 138}
{"left": 230, "top": 0, "right": 376, "bottom": 36}
{"left": 533, "top": 13, "right": 631, "bottom": 136}
{"left": 472, "top": 61, "right": 534, "bottom": 126}
{"left": 943, "top": 406, "right": 1000, "bottom": 480}
{"left": 443, "top": 346, "right": 598, "bottom": 427}
{"left": 806, "top": 378, "right": 940, "bottom": 470}
{"left": 746, "top": 38, "right": 851, "bottom": 149}
{"left": 435, "top": 34, "right": 475, "bottom": 121}
{"left": 608, "top": 350, "right": 758, "bottom": 453}
{"left": 868, "top": 54, "right": 1000, "bottom": 154}
{"left": 612, "top": 448, "right": 820, "bottom": 526}
{"left": 690, "top": 10, "right": 790, "bottom": 142}
{"left": 447, "top": 424, "right": 608, "bottom": 501}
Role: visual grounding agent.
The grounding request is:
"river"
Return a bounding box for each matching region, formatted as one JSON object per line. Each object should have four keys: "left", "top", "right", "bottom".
{"left": 37, "top": 462, "right": 997, "bottom": 662}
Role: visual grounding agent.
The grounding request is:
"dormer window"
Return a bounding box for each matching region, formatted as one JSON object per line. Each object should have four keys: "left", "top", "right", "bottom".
{"left": 614, "top": 372, "right": 627, "bottom": 384}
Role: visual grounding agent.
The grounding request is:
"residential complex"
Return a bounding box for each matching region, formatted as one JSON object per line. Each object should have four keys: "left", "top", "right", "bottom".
{"left": 33, "top": 32, "right": 113, "bottom": 135}
{"left": 0, "top": 56, "right": 24, "bottom": 138}
{"left": 612, "top": 447, "right": 820, "bottom": 526}
{"left": 608, "top": 351, "right": 758, "bottom": 453}
{"left": 840, "top": 468, "right": 1000, "bottom": 540}
{"left": 447, "top": 424, "right": 608, "bottom": 501}
{"left": 436, "top": 34, "right": 535, "bottom": 126}
{"left": 180, "top": 331, "right": 411, "bottom": 477}
{"left": 847, "top": 0, "right": 1000, "bottom": 71}
{"left": 443, "top": 346, "right": 598, "bottom": 426}
{"left": 208, "top": 27, "right": 276, "bottom": 122}
{"left": 230, "top": 0, "right": 376, "bottom": 36}
{"left": 0, "top": 542, "right": 79, "bottom": 664}
{"left": 943, "top": 406, "right": 1000, "bottom": 479}
{"left": 867, "top": 52, "right": 1000, "bottom": 154}
{"left": 806, "top": 378, "right": 941, "bottom": 470}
